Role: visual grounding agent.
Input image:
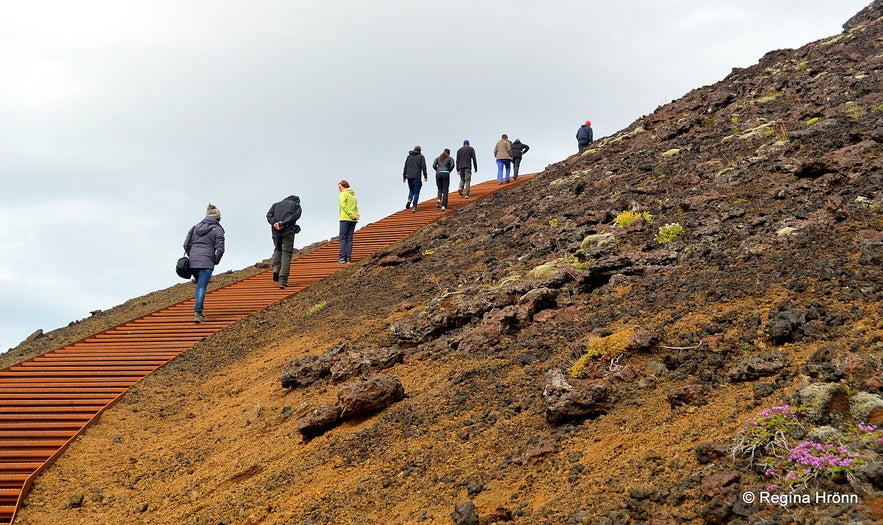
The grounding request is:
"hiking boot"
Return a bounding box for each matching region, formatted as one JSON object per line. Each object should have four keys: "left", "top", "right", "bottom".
{"left": 441, "top": 206, "right": 446, "bottom": 211}
{"left": 412, "top": 206, "right": 418, "bottom": 212}
{"left": 278, "top": 278, "right": 288, "bottom": 289}
{"left": 194, "top": 312, "right": 205, "bottom": 323}
{"left": 458, "top": 189, "right": 463, "bottom": 196}
{"left": 406, "top": 200, "right": 411, "bottom": 209}
{"left": 272, "top": 271, "right": 279, "bottom": 282}
{"left": 338, "top": 258, "right": 346, "bottom": 264}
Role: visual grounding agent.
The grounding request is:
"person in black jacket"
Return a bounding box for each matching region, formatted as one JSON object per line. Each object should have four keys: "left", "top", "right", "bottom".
{"left": 577, "top": 120, "right": 594, "bottom": 152}
{"left": 455, "top": 140, "right": 478, "bottom": 198}
{"left": 511, "top": 139, "right": 530, "bottom": 180}
{"left": 402, "top": 146, "right": 428, "bottom": 212}
{"left": 266, "top": 195, "right": 302, "bottom": 289}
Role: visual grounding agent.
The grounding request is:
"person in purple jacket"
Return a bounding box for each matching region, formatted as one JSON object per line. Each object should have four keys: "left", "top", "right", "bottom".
{"left": 183, "top": 203, "right": 226, "bottom": 323}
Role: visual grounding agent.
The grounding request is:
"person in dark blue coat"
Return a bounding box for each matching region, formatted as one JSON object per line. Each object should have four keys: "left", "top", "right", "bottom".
{"left": 183, "top": 203, "right": 225, "bottom": 323}
{"left": 577, "top": 120, "right": 594, "bottom": 152}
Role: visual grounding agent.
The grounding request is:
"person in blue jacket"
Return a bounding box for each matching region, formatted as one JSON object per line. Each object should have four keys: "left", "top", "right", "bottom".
{"left": 183, "top": 203, "right": 225, "bottom": 323}
{"left": 577, "top": 120, "right": 594, "bottom": 151}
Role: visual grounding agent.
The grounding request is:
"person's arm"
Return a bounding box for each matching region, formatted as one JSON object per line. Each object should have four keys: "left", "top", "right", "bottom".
{"left": 183, "top": 226, "right": 194, "bottom": 255}
{"left": 213, "top": 228, "right": 225, "bottom": 264}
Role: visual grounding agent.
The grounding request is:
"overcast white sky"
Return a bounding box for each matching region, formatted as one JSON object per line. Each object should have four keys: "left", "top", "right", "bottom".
{"left": 0, "top": 0, "right": 870, "bottom": 350}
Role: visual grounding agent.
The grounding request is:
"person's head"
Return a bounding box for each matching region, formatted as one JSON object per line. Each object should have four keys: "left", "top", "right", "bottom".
{"left": 440, "top": 149, "right": 449, "bottom": 160}
{"left": 463, "top": 139, "right": 470, "bottom": 146}
{"left": 585, "top": 120, "right": 592, "bottom": 126}
{"left": 206, "top": 202, "right": 221, "bottom": 220}
{"left": 501, "top": 134, "right": 508, "bottom": 139}
{"left": 413, "top": 145, "right": 421, "bottom": 152}
{"left": 338, "top": 180, "right": 350, "bottom": 192}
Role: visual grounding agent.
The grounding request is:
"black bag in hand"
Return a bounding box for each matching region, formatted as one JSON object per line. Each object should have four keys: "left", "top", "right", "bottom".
{"left": 176, "top": 256, "right": 192, "bottom": 279}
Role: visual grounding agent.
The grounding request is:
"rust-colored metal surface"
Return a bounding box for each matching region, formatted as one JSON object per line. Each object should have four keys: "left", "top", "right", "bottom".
{"left": 0, "top": 174, "right": 534, "bottom": 523}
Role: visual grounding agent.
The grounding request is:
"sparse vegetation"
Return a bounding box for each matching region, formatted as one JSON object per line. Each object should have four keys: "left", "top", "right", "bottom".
{"left": 305, "top": 301, "right": 328, "bottom": 317}
{"left": 732, "top": 405, "right": 880, "bottom": 491}
{"left": 656, "top": 223, "right": 684, "bottom": 244}
{"left": 569, "top": 328, "right": 635, "bottom": 378}
{"left": 846, "top": 104, "right": 864, "bottom": 119}
{"left": 614, "top": 210, "right": 653, "bottom": 227}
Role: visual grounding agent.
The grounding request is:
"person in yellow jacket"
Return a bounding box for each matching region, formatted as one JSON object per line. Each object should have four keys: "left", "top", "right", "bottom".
{"left": 337, "top": 180, "right": 360, "bottom": 264}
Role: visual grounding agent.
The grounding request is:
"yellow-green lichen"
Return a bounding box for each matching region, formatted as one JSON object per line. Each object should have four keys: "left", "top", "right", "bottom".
{"left": 614, "top": 210, "right": 653, "bottom": 227}
{"left": 569, "top": 328, "right": 636, "bottom": 378}
{"left": 527, "top": 261, "right": 559, "bottom": 279}
{"left": 580, "top": 233, "right": 616, "bottom": 251}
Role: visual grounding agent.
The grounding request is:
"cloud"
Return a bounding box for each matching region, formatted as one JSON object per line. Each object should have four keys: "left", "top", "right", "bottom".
{"left": 0, "top": 0, "right": 870, "bottom": 349}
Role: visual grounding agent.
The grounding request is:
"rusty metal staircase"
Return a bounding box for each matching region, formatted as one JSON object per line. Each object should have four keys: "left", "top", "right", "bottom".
{"left": 0, "top": 174, "right": 534, "bottom": 523}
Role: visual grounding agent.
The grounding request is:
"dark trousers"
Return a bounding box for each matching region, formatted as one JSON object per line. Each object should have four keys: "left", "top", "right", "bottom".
{"left": 271, "top": 227, "right": 296, "bottom": 281}
{"left": 436, "top": 171, "right": 450, "bottom": 208}
{"left": 339, "top": 220, "right": 356, "bottom": 260}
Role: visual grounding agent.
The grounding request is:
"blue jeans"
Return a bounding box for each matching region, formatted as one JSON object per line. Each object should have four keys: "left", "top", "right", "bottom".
{"left": 193, "top": 268, "right": 213, "bottom": 314}
{"left": 339, "top": 220, "right": 356, "bottom": 260}
{"left": 407, "top": 178, "right": 423, "bottom": 207}
{"left": 496, "top": 159, "right": 511, "bottom": 183}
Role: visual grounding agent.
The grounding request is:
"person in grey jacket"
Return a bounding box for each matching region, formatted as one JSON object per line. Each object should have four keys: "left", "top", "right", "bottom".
{"left": 267, "top": 195, "right": 302, "bottom": 289}
{"left": 432, "top": 148, "right": 455, "bottom": 210}
{"left": 183, "top": 203, "right": 225, "bottom": 323}
{"left": 403, "top": 146, "right": 428, "bottom": 212}
{"left": 511, "top": 139, "right": 529, "bottom": 180}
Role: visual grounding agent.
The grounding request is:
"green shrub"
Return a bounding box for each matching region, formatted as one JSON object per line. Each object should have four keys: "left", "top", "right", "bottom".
{"left": 614, "top": 210, "right": 653, "bottom": 227}
{"left": 656, "top": 223, "right": 684, "bottom": 244}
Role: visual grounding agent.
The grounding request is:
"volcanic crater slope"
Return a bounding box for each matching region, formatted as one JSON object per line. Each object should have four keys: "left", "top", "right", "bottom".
{"left": 12, "top": 2, "right": 883, "bottom": 524}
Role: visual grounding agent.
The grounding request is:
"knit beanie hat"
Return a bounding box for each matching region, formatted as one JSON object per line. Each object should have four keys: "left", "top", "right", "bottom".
{"left": 206, "top": 202, "right": 221, "bottom": 220}
{"left": 585, "top": 120, "right": 592, "bottom": 126}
